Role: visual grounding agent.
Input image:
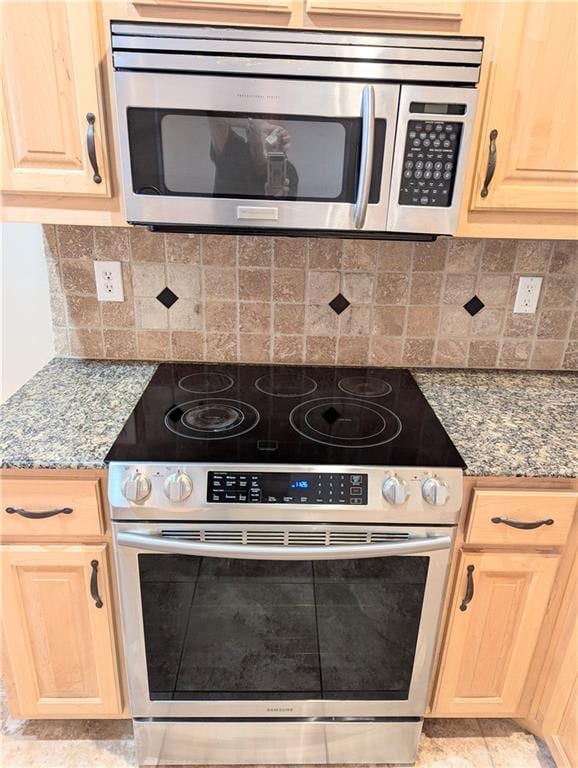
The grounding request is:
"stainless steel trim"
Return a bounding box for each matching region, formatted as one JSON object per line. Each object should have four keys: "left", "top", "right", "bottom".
{"left": 111, "top": 22, "right": 483, "bottom": 51}
{"left": 116, "top": 530, "right": 450, "bottom": 559}
{"left": 112, "top": 520, "right": 454, "bottom": 719}
{"left": 113, "top": 52, "right": 479, "bottom": 84}
{"left": 386, "top": 84, "right": 478, "bottom": 235}
{"left": 111, "top": 35, "right": 483, "bottom": 65}
{"left": 133, "top": 718, "right": 422, "bottom": 765}
{"left": 354, "top": 85, "right": 375, "bottom": 229}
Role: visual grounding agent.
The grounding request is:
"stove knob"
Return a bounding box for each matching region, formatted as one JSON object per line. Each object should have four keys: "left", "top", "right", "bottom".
{"left": 122, "top": 471, "right": 151, "bottom": 503}
{"left": 382, "top": 475, "right": 410, "bottom": 505}
{"left": 164, "top": 471, "right": 193, "bottom": 502}
{"left": 422, "top": 477, "right": 450, "bottom": 506}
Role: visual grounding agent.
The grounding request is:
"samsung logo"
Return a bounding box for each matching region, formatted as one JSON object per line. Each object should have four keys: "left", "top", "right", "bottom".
{"left": 266, "top": 707, "right": 294, "bottom": 712}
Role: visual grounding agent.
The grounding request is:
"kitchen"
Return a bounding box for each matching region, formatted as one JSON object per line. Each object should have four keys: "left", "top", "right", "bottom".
{"left": 0, "top": 1, "right": 576, "bottom": 767}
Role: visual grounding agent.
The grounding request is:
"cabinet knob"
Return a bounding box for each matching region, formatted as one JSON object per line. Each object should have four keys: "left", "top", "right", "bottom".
{"left": 163, "top": 471, "right": 193, "bottom": 503}
{"left": 122, "top": 471, "right": 151, "bottom": 503}
{"left": 421, "top": 477, "right": 450, "bottom": 506}
{"left": 382, "top": 475, "right": 410, "bottom": 506}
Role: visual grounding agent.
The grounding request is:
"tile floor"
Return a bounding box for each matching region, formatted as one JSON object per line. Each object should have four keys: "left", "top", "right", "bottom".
{"left": 1, "top": 701, "right": 556, "bottom": 768}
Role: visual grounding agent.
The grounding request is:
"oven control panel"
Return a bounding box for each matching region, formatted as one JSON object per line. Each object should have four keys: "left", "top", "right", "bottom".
{"left": 207, "top": 472, "right": 368, "bottom": 505}
{"left": 399, "top": 119, "right": 463, "bottom": 207}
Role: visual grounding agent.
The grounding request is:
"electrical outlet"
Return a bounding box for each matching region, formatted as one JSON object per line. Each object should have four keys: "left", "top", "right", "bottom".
{"left": 513, "top": 276, "right": 542, "bottom": 314}
{"left": 94, "top": 261, "right": 124, "bottom": 302}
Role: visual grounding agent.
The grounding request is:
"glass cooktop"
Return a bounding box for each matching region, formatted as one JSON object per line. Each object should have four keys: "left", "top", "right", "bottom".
{"left": 105, "top": 363, "right": 466, "bottom": 468}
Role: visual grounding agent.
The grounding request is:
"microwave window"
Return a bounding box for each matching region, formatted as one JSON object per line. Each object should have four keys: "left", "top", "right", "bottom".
{"left": 126, "top": 109, "right": 386, "bottom": 203}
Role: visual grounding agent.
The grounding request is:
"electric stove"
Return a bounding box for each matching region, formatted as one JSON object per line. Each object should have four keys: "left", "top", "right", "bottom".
{"left": 107, "top": 362, "right": 465, "bottom": 766}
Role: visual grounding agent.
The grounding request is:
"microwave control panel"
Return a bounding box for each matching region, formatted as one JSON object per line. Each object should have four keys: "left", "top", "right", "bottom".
{"left": 399, "top": 120, "right": 463, "bottom": 207}
{"left": 207, "top": 472, "right": 368, "bottom": 505}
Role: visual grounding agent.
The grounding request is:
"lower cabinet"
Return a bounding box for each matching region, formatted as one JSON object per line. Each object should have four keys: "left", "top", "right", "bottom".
{"left": 1, "top": 543, "right": 123, "bottom": 718}
{"left": 433, "top": 551, "right": 559, "bottom": 715}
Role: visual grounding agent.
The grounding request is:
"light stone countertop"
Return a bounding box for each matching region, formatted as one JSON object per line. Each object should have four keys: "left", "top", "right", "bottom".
{"left": 1, "top": 358, "right": 576, "bottom": 477}
{"left": 0, "top": 358, "right": 156, "bottom": 470}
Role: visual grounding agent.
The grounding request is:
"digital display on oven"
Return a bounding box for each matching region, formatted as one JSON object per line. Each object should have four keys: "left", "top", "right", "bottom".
{"left": 207, "top": 472, "right": 368, "bottom": 505}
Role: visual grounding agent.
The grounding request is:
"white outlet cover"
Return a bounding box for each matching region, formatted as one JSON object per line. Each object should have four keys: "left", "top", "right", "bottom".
{"left": 94, "top": 260, "right": 124, "bottom": 302}
{"left": 513, "top": 276, "right": 542, "bottom": 314}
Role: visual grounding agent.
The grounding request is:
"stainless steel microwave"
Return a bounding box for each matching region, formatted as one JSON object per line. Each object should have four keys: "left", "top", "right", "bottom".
{"left": 111, "top": 23, "right": 483, "bottom": 238}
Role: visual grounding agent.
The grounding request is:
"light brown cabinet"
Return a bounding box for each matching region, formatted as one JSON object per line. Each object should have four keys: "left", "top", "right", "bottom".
{"left": 431, "top": 482, "right": 577, "bottom": 721}
{"left": 434, "top": 550, "right": 559, "bottom": 716}
{"left": 0, "top": 469, "right": 126, "bottom": 719}
{"left": 304, "top": 0, "right": 467, "bottom": 32}
{"left": 458, "top": 0, "right": 578, "bottom": 238}
{"left": 1, "top": 1, "right": 110, "bottom": 197}
{"left": 1, "top": 0, "right": 576, "bottom": 236}
{"left": 1, "top": 543, "right": 122, "bottom": 718}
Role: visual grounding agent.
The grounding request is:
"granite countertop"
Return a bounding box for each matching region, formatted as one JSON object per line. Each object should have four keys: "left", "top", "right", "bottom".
{"left": 1, "top": 358, "right": 576, "bottom": 477}
{"left": 0, "top": 359, "right": 156, "bottom": 470}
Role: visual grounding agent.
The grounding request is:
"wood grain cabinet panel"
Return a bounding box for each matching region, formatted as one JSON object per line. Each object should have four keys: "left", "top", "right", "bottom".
{"left": 468, "top": 1, "right": 577, "bottom": 214}
{"left": 0, "top": 543, "right": 122, "bottom": 717}
{"left": 1, "top": 478, "right": 104, "bottom": 539}
{"left": 466, "top": 490, "right": 577, "bottom": 548}
{"left": 132, "top": 0, "right": 293, "bottom": 10}
{"left": 434, "top": 551, "right": 559, "bottom": 716}
{"left": 306, "top": 0, "right": 464, "bottom": 20}
{"left": 1, "top": 0, "right": 110, "bottom": 196}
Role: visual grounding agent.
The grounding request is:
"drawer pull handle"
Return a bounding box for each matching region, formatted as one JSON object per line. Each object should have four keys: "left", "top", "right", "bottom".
{"left": 480, "top": 128, "right": 498, "bottom": 198}
{"left": 5, "top": 506, "right": 73, "bottom": 520}
{"left": 90, "top": 560, "right": 103, "bottom": 609}
{"left": 86, "top": 112, "right": 102, "bottom": 184}
{"left": 491, "top": 516, "right": 554, "bottom": 530}
{"left": 459, "top": 564, "right": 475, "bottom": 612}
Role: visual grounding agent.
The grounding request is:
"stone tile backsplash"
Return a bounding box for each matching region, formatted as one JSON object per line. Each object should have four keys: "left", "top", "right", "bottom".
{"left": 43, "top": 226, "right": 577, "bottom": 370}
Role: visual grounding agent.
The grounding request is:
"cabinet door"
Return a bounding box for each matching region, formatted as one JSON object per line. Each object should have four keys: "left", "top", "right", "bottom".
{"left": 1, "top": 1, "right": 110, "bottom": 196}
{"left": 469, "top": 1, "right": 577, "bottom": 214}
{"left": 433, "top": 551, "right": 559, "bottom": 716}
{"left": 0, "top": 544, "right": 122, "bottom": 717}
{"left": 305, "top": 1, "right": 466, "bottom": 31}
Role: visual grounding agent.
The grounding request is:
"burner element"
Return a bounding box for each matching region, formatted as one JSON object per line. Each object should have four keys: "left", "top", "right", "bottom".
{"left": 255, "top": 370, "right": 317, "bottom": 398}
{"left": 182, "top": 404, "right": 242, "bottom": 432}
{"left": 290, "top": 397, "right": 402, "bottom": 448}
{"left": 338, "top": 376, "right": 393, "bottom": 398}
{"left": 179, "top": 372, "right": 234, "bottom": 394}
{"left": 165, "top": 399, "right": 259, "bottom": 441}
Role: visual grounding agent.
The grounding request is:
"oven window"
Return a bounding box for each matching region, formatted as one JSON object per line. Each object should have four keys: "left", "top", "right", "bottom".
{"left": 126, "top": 109, "right": 386, "bottom": 203}
{"left": 138, "top": 554, "right": 428, "bottom": 701}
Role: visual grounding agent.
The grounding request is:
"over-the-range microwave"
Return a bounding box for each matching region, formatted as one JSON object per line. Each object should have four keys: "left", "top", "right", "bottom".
{"left": 111, "top": 22, "right": 483, "bottom": 239}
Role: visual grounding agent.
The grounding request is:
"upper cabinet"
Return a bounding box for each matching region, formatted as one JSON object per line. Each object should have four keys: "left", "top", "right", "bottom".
{"left": 1, "top": 0, "right": 576, "bottom": 236}
{"left": 458, "top": 0, "right": 578, "bottom": 237}
{"left": 118, "top": 0, "right": 300, "bottom": 25}
{"left": 1, "top": 1, "right": 110, "bottom": 197}
{"left": 304, "top": 1, "right": 467, "bottom": 32}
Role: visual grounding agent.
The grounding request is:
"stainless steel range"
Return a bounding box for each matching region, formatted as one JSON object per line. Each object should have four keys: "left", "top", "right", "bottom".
{"left": 107, "top": 363, "right": 464, "bottom": 766}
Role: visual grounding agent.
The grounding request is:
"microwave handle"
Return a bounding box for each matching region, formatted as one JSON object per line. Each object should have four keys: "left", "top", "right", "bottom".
{"left": 353, "top": 85, "right": 375, "bottom": 229}
{"left": 116, "top": 531, "right": 450, "bottom": 560}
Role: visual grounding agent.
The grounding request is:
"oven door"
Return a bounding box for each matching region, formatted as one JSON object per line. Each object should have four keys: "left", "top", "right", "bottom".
{"left": 114, "top": 72, "right": 399, "bottom": 232}
{"left": 113, "top": 522, "right": 453, "bottom": 719}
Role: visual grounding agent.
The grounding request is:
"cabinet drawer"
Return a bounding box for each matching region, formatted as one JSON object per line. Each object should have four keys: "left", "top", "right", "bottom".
{"left": 1, "top": 479, "right": 104, "bottom": 538}
{"left": 465, "top": 490, "right": 576, "bottom": 548}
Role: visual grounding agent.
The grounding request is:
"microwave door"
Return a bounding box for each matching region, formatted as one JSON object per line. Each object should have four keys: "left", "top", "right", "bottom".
{"left": 114, "top": 72, "right": 399, "bottom": 233}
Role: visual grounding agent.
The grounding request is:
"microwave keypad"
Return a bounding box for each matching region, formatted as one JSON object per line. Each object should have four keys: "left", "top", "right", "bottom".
{"left": 399, "top": 120, "right": 463, "bottom": 207}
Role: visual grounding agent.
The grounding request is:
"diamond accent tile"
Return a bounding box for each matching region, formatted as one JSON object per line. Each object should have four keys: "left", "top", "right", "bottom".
{"left": 328, "top": 293, "right": 351, "bottom": 315}
{"left": 463, "top": 295, "right": 485, "bottom": 316}
{"left": 156, "top": 287, "right": 179, "bottom": 309}
{"left": 322, "top": 406, "right": 341, "bottom": 425}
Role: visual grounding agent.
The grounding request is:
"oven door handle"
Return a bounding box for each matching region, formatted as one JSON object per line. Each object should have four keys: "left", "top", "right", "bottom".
{"left": 115, "top": 531, "right": 451, "bottom": 560}
{"left": 353, "top": 84, "right": 375, "bottom": 229}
